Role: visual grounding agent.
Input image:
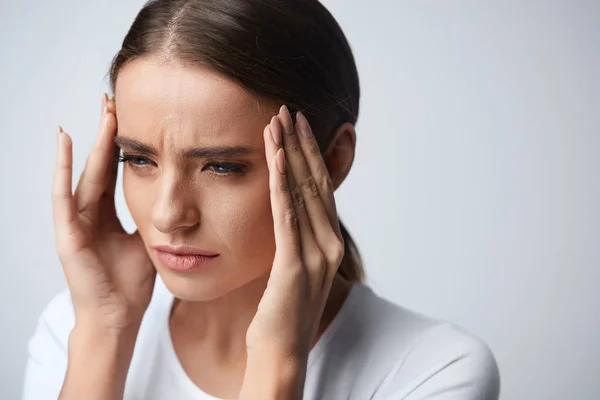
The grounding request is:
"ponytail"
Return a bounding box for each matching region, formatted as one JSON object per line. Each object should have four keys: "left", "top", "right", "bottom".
{"left": 336, "top": 220, "right": 365, "bottom": 283}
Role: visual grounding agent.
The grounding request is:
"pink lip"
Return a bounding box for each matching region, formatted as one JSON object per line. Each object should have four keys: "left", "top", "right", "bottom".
{"left": 153, "top": 245, "right": 219, "bottom": 272}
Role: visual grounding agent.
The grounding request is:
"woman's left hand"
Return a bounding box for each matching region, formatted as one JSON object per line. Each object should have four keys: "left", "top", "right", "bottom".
{"left": 239, "top": 105, "right": 345, "bottom": 399}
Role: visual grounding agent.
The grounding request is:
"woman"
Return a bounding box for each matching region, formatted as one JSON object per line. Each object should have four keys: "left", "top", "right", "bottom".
{"left": 24, "top": 0, "right": 500, "bottom": 399}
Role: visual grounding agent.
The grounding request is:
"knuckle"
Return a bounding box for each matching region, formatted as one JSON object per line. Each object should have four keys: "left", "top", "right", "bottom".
{"left": 76, "top": 202, "right": 94, "bottom": 216}
{"left": 278, "top": 180, "right": 290, "bottom": 194}
{"left": 288, "top": 137, "right": 302, "bottom": 153}
{"left": 291, "top": 186, "right": 304, "bottom": 209}
{"left": 307, "top": 251, "right": 326, "bottom": 270}
{"left": 307, "top": 140, "right": 321, "bottom": 157}
{"left": 56, "top": 230, "right": 83, "bottom": 258}
{"left": 283, "top": 208, "right": 298, "bottom": 230}
{"left": 301, "top": 175, "right": 320, "bottom": 200}
{"left": 282, "top": 263, "right": 308, "bottom": 288}
{"left": 320, "top": 173, "right": 334, "bottom": 195}
{"left": 51, "top": 190, "right": 67, "bottom": 201}
{"left": 289, "top": 261, "right": 306, "bottom": 277}
{"left": 326, "top": 241, "right": 345, "bottom": 265}
{"left": 57, "top": 161, "right": 72, "bottom": 172}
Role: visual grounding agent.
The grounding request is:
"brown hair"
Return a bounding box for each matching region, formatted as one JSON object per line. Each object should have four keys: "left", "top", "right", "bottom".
{"left": 108, "top": 0, "right": 364, "bottom": 283}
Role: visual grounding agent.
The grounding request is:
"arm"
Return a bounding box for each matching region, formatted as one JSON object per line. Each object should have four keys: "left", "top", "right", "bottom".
{"left": 238, "top": 352, "right": 307, "bottom": 400}
{"left": 22, "top": 291, "right": 142, "bottom": 400}
{"left": 26, "top": 93, "right": 155, "bottom": 399}
{"left": 58, "top": 321, "right": 140, "bottom": 400}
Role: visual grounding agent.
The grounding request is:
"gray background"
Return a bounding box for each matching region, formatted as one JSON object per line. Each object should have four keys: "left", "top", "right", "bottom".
{"left": 1, "top": 0, "right": 599, "bottom": 399}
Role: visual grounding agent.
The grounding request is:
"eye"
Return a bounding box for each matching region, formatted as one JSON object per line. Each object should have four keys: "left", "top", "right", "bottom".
{"left": 118, "top": 154, "right": 155, "bottom": 167}
{"left": 203, "top": 162, "right": 247, "bottom": 176}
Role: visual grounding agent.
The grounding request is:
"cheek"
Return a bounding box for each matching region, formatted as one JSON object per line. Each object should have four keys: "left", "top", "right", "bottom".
{"left": 122, "top": 170, "right": 151, "bottom": 229}
{"left": 122, "top": 168, "right": 276, "bottom": 263}
{"left": 207, "top": 176, "right": 275, "bottom": 257}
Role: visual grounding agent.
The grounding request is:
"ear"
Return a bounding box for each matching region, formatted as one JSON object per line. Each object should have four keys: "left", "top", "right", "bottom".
{"left": 322, "top": 122, "right": 356, "bottom": 191}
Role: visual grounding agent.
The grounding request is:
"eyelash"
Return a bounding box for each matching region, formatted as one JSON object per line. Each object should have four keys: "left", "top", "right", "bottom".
{"left": 117, "top": 154, "right": 247, "bottom": 176}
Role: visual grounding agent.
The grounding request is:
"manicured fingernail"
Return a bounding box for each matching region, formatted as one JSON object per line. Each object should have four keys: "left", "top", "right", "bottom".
{"left": 101, "top": 93, "right": 108, "bottom": 115}
{"left": 279, "top": 105, "right": 294, "bottom": 135}
{"left": 276, "top": 149, "right": 285, "bottom": 174}
{"left": 296, "top": 111, "right": 313, "bottom": 138}
{"left": 270, "top": 116, "right": 281, "bottom": 146}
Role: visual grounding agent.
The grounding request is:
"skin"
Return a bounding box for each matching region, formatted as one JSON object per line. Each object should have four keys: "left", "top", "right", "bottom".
{"left": 53, "top": 56, "right": 356, "bottom": 399}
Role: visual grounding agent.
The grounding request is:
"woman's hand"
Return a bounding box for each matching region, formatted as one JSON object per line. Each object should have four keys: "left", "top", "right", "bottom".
{"left": 240, "top": 106, "right": 345, "bottom": 399}
{"left": 54, "top": 94, "right": 157, "bottom": 399}
{"left": 53, "top": 94, "right": 156, "bottom": 331}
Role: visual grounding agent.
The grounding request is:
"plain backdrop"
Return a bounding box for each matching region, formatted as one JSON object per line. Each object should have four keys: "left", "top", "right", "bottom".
{"left": 1, "top": 0, "right": 599, "bottom": 399}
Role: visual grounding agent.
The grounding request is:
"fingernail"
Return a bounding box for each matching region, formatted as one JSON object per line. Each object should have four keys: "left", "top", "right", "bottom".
{"left": 57, "top": 125, "right": 62, "bottom": 141}
{"left": 296, "top": 111, "right": 313, "bottom": 138}
{"left": 276, "top": 148, "right": 285, "bottom": 174}
{"left": 101, "top": 93, "right": 108, "bottom": 116}
{"left": 279, "top": 105, "right": 294, "bottom": 135}
{"left": 270, "top": 116, "right": 281, "bottom": 146}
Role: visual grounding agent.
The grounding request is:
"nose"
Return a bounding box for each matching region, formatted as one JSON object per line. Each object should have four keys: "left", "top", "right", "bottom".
{"left": 152, "top": 174, "right": 200, "bottom": 234}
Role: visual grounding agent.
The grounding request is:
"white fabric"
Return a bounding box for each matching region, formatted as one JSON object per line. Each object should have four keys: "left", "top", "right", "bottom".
{"left": 23, "top": 277, "right": 500, "bottom": 399}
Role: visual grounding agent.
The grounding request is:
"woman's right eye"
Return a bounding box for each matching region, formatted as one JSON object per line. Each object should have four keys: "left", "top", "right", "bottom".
{"left": 118, "top": 154, "right": 154, "bottom": 167}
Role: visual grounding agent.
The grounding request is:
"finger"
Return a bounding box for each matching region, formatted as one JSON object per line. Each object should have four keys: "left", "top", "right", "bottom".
{"left": 99, "top": 93, "right": 108, "bottom": 127}
{"left": 295, "top": 110, "right": 342, "bottom": 241}
{"left": 266, "top": 118, "right": 324, "bottom": 287}
{"left": 104, "top": 141, "right": 120, "bottom": 198}
{"left": 106, "top": 95, "right": 116, "bottom": 114}
{"left": 264, "top": 120, "right": 301, "bottom": 266}
{"left": 74, "top": 95, "right": 118, "bottom": 215}
{"left": 104, "top": 97, "right": 119, "bottom": 197}
{"left": 52, "top": 126, "right": 78, "bottom": 237}
{"left": 278, "top": 106, "right": 342, "bottom": 257}
{"left": 286, "top": 158, "right": 325, "bottom": 281}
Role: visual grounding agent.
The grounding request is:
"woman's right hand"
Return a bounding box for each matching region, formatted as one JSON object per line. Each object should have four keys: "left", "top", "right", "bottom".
{"left": 52, "top": 94, "right": 156, "bottom": 332}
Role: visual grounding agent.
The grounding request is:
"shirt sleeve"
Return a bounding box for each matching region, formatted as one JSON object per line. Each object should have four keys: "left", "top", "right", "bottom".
{"left": 375, "top": 323, "right": 501, "bottom": 400}
{"left": 22, "top": 289, "right": 75, "bottom": 400}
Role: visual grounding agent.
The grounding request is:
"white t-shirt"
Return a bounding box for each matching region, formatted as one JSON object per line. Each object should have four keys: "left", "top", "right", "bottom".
{"left": 23, "top": 277, "right": 500, "bottom": 399}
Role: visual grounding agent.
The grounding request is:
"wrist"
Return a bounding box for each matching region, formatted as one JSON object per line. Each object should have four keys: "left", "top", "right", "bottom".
{"left": 239, "top": 352, "right": 307, "bottom": 400}
{"left": 60, "top": 321, "right": 141, "bottom": 400}
{"left": 69, "top": 319, "right": 140, "bottom": 353}
{"left": 73, "top": 302, "right": 146, "bottom": 333}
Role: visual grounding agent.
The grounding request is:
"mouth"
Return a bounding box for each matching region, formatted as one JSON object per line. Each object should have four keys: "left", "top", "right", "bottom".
{"left": 152, "top": 245, "right": 219, "bottom": 272}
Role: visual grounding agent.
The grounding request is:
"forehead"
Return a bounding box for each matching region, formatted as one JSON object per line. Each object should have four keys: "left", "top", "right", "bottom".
{"left": 114, "top": 57, "right": 276, "bottom": 141}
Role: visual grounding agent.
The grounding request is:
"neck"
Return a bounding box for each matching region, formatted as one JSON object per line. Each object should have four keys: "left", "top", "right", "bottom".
{"left": 169, "top": 273, "right": 353, "bottom": 363}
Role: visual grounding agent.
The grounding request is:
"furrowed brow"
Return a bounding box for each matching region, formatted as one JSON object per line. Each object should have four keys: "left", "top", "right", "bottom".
{"left": 114, "top": 136, "right": 157, "bottom": 155}
{"left": 114, "top": 136, "right": 257, "bottom": 159}
{"left": 182, "top": 146, "right": 256, "bottom": 158}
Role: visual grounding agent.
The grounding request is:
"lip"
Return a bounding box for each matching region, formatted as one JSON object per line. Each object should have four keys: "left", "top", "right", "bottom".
{"left": 153, "top": 245, "right": 219, "bottom": 272}
{"left": 153, "top": 245, "right": 219, "bottom": 256}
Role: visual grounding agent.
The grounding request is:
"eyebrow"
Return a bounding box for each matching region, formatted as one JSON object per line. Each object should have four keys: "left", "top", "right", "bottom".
{"left": 114, "top": 136, "right": 258, "bottom": 158}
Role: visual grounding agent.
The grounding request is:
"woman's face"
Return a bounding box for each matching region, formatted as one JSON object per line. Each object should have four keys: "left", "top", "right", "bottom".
{"left": 114, "top": 57, "right": 279, "bottom": 301}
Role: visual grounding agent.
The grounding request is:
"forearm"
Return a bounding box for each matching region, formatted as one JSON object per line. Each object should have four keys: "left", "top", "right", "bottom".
{"left": 59, "top": 322, "right": 140, "bottom": 400}
{"left": 238, "top": 352, "right": 307, "bottom": 400}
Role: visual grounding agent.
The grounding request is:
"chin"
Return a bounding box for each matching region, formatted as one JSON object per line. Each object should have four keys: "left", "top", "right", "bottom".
{"left": 156, "top": 266, "right": 268, "bottom": 302}
{"left": 157, "top": 269, "right": 229, "bottom": 301}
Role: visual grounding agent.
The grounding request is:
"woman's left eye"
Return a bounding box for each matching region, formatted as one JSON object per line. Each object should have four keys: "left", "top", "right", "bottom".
{"left": 203, "top": 162, "right": 247, "bottom": 175}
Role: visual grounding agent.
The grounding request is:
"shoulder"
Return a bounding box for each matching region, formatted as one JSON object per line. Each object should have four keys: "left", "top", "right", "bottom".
{"left": 23, "top": 289, "right": 75, "bottom": 399}
{"left": 347, "top": 284, "right": 501, "bottom": 399}
{"left": 27, "top": 288, "right": 75, "bottom": 357}
{"left": 378, "top": 322, "right": 500, "bottom": 399}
